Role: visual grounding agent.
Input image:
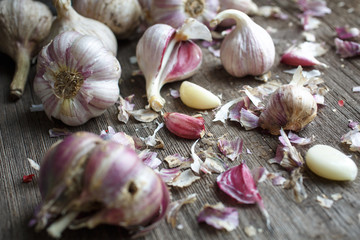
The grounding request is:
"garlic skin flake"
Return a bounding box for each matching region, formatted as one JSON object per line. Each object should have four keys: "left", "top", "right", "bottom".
{"left": 73, "top": 0, "right": 141, "bottom": 39}
{"left": 136, "top": 18, "right": 212, "bottom": 112}
{"left": 210, "top": 10, "right": 275, "bottom": 78}
{"left": 45, "top": 0, "right": 117, "bottom": 55}
{"left": 0, "top": 0, "right": 53, "bottom": 99}
{"left": 180, "top": 81, "right": 221, "bottom": 109}
{"left": 34, "top": 31, "right": 121, "bottom": 126}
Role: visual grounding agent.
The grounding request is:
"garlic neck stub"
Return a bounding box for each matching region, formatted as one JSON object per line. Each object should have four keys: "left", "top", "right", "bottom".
{"left": 34, "top": 31, "right": 121, "bottom": 126}
{"left": 210, "top": 10, "right": 275, "bottom": 78}
{"left": 185, "top": 0, "right": 205, "bottom": 17}
{"left": 46, "top": 0, "right": 117, "bottom": 55}
{"left": 0, "top": 0, "right": 53, "bottom": 99}
{"left": 136, "top": 18, "right": 212, "bottom": 112}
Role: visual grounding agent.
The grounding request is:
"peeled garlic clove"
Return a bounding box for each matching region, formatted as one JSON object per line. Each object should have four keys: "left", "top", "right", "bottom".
{"left": 149, "top": 0, "right": 219, "bottom": 28}
{"left": 45, "top": 0, "right": 117, "bottom": 55}
{"left": 259, "top": 66, "right": 317, "bottom": 135}
{"left": 210, "top": 10, "right": 275, "bottom": 78}
{"left": 0, "top": 0, "right": 52, "bottom": 99}
{"left": 180, "top": 81, "right": 221, "bottom": 109}
{"left": 136, "top": 18, "right": 212, "bottom": 112}
{"left": 72, "top": 0, "right": 141, "bottom": 39}
{"left": 306, "top": 145, "right": 358, "bottom": 181}
{"left": 34, "top": 31, "right": 121, "bottom": 126}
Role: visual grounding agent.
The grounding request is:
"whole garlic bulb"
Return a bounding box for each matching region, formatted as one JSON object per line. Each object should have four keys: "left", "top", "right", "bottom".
{"left": 259, "top": 66, "right": 318, "bottom": 135}
{"left": 45, "top": 0, "right": 117, "bottom": 55}
{"left": 149, "top": 0, "right": 220, "bottom": 28}
{"left": 0, "top": 0, "right": 53, "bottom": 99}
{"left": 210, "top": 10, "right": 275, "bottom": 78}
{"left": 72, "top": 0, "right": 142, "bottom": 39}
{"left": 34, "top": 31, "right": 121, "bottom": 126}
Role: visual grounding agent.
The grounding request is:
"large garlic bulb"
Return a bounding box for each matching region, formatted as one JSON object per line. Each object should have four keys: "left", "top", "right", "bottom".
{"left": 72, "top": 0, "right": 142, "bottom": 39}
{"left": 0, "top": 0, "right": 53, "bottom": 99}
{"left": 34, "top": 31, "right": 121, "bottom": 126}
{"left": 45, "top": 0, "right": 117, "bottom": 55}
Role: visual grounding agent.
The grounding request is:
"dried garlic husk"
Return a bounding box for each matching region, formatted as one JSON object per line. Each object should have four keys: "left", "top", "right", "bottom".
{"left": 45, "top": 0, "right": 117, "bottom": 55}
{"left": 210, "top": 10, "right": 275, "bottom": 78}
{"left": 73, "top": 0, "right": 141, "bottom": 39}
{"left": 136, "top": 18, "right": 212, "bottom": 111}
{"left": 0, "top": 0, "right": 53, "bottom": 99}
{"left": 34, "top": 31, "right": 121, "bottom": 126}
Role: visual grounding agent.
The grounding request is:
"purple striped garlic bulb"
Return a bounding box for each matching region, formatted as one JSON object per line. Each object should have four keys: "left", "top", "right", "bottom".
{"left": 34, "top": 31, "right": 121, "bottom": 126}
{"left": 149, "top": 0, "right": 219, "bottom": 28}
{"left": 210, "top": 10, "right": 275, "bottom": 78}
{"left": 136, "top": 18, "right": 212, "bottom": 112}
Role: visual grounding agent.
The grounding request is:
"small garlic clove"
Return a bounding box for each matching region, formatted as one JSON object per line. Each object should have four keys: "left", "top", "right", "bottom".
{"left": 164, "top": 112, "right": 205, "bottom": 139}
{"left": 179, "top": 81, "right": 221, "bottom": 109}
{"left": 281, "top": 42, "right": 328, "bottom": 67}
{"left": 306, "top": 145, "right": 358, "bottom": 181}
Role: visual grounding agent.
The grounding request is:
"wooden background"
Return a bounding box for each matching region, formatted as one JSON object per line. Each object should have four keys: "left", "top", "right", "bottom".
{"left": 1, "top": 0, "right": 360, "bottom": 239}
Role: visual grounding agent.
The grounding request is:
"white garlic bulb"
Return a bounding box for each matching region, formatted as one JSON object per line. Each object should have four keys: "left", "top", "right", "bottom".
{"left": 45, "top": 0, "right": 117, "bottom": 55}
{"left": 72, "top": 0, "right": 142, "bottom": 39}
{"left": 0, "top": 0, "right": 53, "bottom": 99}
{"left": 34, "top": 31, "right": 121, "bottom": 126}
{"left": 210, "top": 10, "right": 275, "bottom": 78}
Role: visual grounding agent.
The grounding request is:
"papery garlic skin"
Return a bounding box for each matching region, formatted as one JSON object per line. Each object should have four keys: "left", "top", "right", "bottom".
{"left": 45, "top": 0, "right": 117, "bottom": 55}
{"left": 73, "top": 0, "right": 141, "bottom": 39}
{"left": 149, "top": 0, "right": 220, "bottom": 28}
{"left": 136, "top": 18, "right": 212, "bottom": 112}
{"left": 34, "top": 31, "right": 121, "bottom": 126}
{"left": 210, "top": 10, "right": 275, "bottom": 78}
{"left": 0, "top": 0, "right": 53, "bottom": 99}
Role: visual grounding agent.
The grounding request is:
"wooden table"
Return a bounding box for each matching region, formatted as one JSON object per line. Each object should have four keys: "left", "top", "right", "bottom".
{"left": 1, "top": 0, "right": 360, "bottom": 239}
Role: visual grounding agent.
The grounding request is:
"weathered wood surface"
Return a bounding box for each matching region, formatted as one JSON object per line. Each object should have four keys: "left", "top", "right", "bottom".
{"left": 1, "top": 0, "right": 360, "bottom": 239}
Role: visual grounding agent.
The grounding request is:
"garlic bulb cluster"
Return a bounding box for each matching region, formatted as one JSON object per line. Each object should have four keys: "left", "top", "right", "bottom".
{"left": 149, "top": 0, "right": 220, "bottom": 28}
{"left": 45, "top": 0, "right": 117, "bottom": 55}
{"left": 72, "top": 0, "right": 142, "bottom": 39}
{"left": 136, "top": 18, "right": 212, "bottom": 112}
{"left": 259, "top": 67, "right": 317, "bottom": 135}
{"left": 33, "top": 132, "right": 170, "bottom": 238}
{"left": 34, "top": 31, "right": 121, "bottom": 126}
{"left": 0, "top": 0, "right": 52, "bottom": 99}
{"left": 210, "top": 10, "right": 275, "bottom": 78}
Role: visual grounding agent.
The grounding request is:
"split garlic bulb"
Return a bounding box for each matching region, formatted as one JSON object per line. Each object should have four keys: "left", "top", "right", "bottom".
{"left": 72, "top": 0, "right": 142, "bottom": 39}
{"left": 210, "top": 10, "right": 275, "bottom": 78}
{"left": 259, "top": 66, "right": 317, "bottom": 135}
{"left": 0, "top": 0, "right": 53, "bottom": 99}
{"left": 34, "top": 31, "right": 121, "bottom": 126}
{"left": 45, "top": 0, "right": 117, "bottom": 55}
{"left": 149, "top": 0, "right": 220, "bottom": 28}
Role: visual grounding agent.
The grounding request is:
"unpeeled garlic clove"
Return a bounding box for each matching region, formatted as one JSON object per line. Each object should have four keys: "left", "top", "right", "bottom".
{"left": 210, "top": 9, "right": 275, "bottom": 78}
{"left": 0, "top": 0, "right": 53, "bottom": 99}
{"left": 164, "top": 112, "right": 205, "bottom": 139}
{"left": 136, "top": 18, "right": 212, "bottom": 112}
{"left": 306, "top": 144, "right": 358, "bottom": 181}
{"left": 180, "top": 81, "right": 221, "bottom": 109}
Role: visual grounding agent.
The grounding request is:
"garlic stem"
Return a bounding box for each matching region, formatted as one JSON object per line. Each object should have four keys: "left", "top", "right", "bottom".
{"left": 10, "top": 47, "right": 31, "bottom": 99}
{"left": 210, "top": 9, "right": 250, "bottom": 29}
{"left": 54, "top": 0, "right": 72, "bottom": 19}
{"left": 147, "top": 39, "right": 177, "bottom": 112}
{"left": 47, "top": 211, "right": 79, "bottom": 238}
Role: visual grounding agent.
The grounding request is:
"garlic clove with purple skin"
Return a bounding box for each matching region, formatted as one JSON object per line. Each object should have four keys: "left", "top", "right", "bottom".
{"left": 259, "top": 66, "right": 318, "bottom": 135}
{"left": 210, "top": 9, "right": 275, "bottom": 78}
{"left": 136, "top": 18, "right": 212, "bottom": 112}
{"left": 0, "top": 0, "right": 53, "bottom": 99}
{"left": 34, "top": 31, "right": 121, "bottom": 126}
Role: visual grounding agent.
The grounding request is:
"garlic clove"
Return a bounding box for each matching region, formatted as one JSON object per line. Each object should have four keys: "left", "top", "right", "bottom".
{"left": 281, "top": 42, "right": 328, "bottom": 67}
{"left": 210, "top": 10, "right": 275, "bottom": 78}
{"left": 0, "top": 0, "right": 53, "bottom": 99}
{"left": 164, "top": 112, "right": 205, "bottom": 139}
{"left": 180, "top": 81, "right": 221, "bottom": 109}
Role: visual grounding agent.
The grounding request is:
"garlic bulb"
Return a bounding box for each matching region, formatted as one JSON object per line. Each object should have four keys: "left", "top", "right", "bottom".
{"left": 136, "top": 18, "right": 212, "bottom": 112}
{"left": 45, "top": 0, "right": 117, "bottom": 55}
{"left": 0, "top": 0, "right": 52, "bottom": 99}
{"left": 210, "top": 10, "right": 275, "bottom": 78}
{"left": 259, "top": 66, "right": 317, "bottom": 135}
{"left": 34, "top": 31, "right": 121, "bottom": 126}
{"left": 149, "top": 0, "right": 220, "bottom": 28}
{"left": 72, "top": 0, "right": 141, "bottom": 39}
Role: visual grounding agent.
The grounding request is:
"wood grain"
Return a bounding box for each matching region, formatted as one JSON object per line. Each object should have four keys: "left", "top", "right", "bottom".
{"left": 1, "top": 0, "right": 360, "bottom": 239}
